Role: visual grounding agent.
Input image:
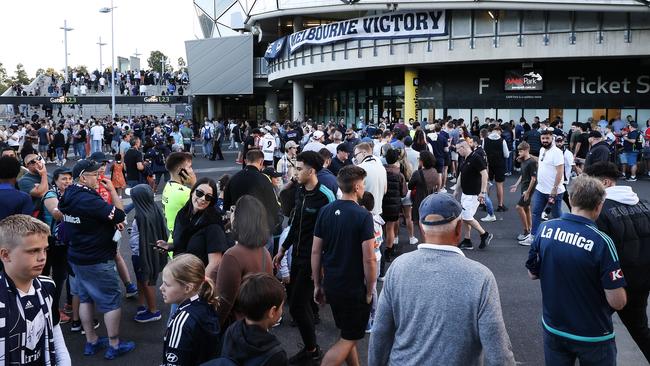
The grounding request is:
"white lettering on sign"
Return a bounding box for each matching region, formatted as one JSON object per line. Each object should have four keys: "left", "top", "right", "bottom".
{"left": 569, "top": 76, "right": 650, "bottom": 94}
{"left": 479, "top": 78, "right": 490, "bottom": 95}
{"left": 539, "top": 226, "right": 594, "bottom": 251}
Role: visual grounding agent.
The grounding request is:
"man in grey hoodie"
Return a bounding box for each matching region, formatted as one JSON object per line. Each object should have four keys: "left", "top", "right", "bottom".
{"left": 368, "top": 193, "right": 515, "bottom": 366}
{"left": 585, "top": 161, "right": 650, "bottom": 362}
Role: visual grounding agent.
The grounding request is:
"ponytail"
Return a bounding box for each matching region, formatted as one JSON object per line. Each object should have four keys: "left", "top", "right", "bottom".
{"left": 199, "top": 277, "right": 218, "bottom": 310}
{"left": 163, "top": 254, "right": 218, "bottom": 310}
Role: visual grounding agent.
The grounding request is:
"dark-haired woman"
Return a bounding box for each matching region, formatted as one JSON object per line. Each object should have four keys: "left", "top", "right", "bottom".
{"left": 411, "top": 129, "right": 428, "bottom": 152}
{"left": 408, "top": 151, "right": 440, "bottom": 228}
{"left": 215, "top": 195, "right": 274, "bottom": 329}
{"left": 157, "top": 177, "right": 229, "bottom": 283}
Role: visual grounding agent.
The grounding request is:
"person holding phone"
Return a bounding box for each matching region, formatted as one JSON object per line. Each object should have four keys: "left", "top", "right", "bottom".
{"left": 161, "top": 152, "right": 197, "bottom": 241}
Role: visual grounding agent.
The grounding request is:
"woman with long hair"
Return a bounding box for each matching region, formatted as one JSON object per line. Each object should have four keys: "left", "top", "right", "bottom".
{"left": 129, "top": 184, "right": 168, "bottom": 322}
{"left": 215, "top": 195, "right": 274, "bottom": 329}
{"left": 160, "top": 254, "right": 220, "bottom": 365}
{"left": 411, "top": 129, "right": 428, "bottom": 152}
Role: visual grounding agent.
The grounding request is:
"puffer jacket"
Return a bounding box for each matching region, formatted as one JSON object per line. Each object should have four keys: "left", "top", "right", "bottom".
{"left": 382, "top": 165, "right": 406, "bottom": 220}
{"left": 595, "top": 185, "right": 650, "bottom": 290}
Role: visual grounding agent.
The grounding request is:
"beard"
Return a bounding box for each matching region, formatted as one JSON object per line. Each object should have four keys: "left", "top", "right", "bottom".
{"left": 541, "top": 141, "right": 552, "bottom": 149}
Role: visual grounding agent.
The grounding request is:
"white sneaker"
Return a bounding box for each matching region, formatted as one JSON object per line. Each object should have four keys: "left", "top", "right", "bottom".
{"left": 393, "top": 237, "right": 399, "bottom": 245}
{"left": 517, "top": 233, "right": 531, "bottom": 241}
{"left": 409, "top": 236, "right": 418, "bottom": 245}
{"left": 377, "top": 276, "right": 385, "bottom": 282}
{"left": 449, "top": 184, "right": 457, "bottom": 191}
{"left": 519, "top": 236, "right": 534, "bottom": 246}
{"left": 449, "top": 177, "right": 457, "bottom": 183}
{"left": 439, "top": 188, "right": 447, "bottom": 193}
{"left": 480, "top": 214, "right": 497, "bottom": 222}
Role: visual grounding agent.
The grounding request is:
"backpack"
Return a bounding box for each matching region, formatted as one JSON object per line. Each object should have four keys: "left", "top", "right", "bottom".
{"left": 203, "top": 127, "right": 213, "bottom": 140}
{"left": 199, "top": 344, "right": 283, "bottom": 366}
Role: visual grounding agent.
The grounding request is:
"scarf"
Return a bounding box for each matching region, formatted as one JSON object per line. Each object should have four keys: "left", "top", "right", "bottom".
{"left": 0, "top": 273, "right": 56, "bottom": 366}
{"left": 131, "top": 184, "right": 168, "bottom": 284}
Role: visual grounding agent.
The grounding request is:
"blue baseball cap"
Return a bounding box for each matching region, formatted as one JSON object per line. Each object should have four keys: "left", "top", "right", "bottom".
{"left": 419, "top": 193, "right": 462, "bottom": 226}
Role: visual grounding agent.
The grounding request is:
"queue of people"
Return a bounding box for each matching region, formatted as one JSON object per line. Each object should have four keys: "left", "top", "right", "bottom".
{"left": 0, "top": 110, "right": 649, "bottom": 366}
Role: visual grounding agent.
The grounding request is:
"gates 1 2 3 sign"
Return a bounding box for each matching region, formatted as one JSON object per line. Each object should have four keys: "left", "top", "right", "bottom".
{"left": 505, "top": 69, "right": 544, "bottom": 91}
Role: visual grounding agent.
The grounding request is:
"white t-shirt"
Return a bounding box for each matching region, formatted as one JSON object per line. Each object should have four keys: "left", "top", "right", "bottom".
{"left": 90, "top": 125, "right": 104, "bottom": 141}
{"left": 260, "top": 133, "right": 276, "bottom": 162}
{"left": 358, "top": 156, "right": 388, "bottom": 215}
{"left": 99, "top": 77, "right": 105, "bottom": 86}
{"left": 562, "top": 149, "right": 575, "bottom": 184}
{"left": 536, "top": 146, "right": 566, "bottom": 195}
{"left": 80, "top": 85, "right": 87, "bottom": 95}
{"left": 373, "top": 141, "right": 386, "bottom": 157}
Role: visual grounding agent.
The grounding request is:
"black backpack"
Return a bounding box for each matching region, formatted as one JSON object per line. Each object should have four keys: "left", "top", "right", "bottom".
{"left": 199, "top": 344, "right": 283, "bottom": 366}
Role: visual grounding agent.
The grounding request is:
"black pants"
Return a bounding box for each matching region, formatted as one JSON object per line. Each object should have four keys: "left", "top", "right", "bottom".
{"left": 211, "top": 140, "right": 224, "bottom": 160}
{"left": 617, "top": 287, "right": 650, "bottom": 362}
{"left": 289, "top": 262, "right": 318, "bottom": 350}
{"left": 43, "top": 244, "right": 68, "bottom": 324}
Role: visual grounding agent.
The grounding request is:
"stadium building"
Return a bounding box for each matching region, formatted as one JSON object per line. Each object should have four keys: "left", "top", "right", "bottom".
{"left": 187, "top": 0, "right": 650, "bottom": 126}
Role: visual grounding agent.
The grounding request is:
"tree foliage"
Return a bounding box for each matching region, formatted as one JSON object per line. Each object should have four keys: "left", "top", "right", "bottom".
{"left": 0, "top": 62, "right": 8, "bottom": 94}
{"left": 12, "top": 63, "right": 31, "bottom": 85}
{"left": 148, "top": 50, "right": 172, "bottom": 74}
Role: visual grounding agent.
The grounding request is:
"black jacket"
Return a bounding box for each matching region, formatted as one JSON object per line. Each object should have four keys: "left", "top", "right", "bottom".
{"left": 382, "top": 165, "right": 406, "bottom": 219}
{"left": 172, "top": 203, "right": 230, "bottom": 266}
{"left": 584, "top": 141, "right": 611, "bottom": 169}
{"left": 163, "top": 296, "right": 221, "bottom": 366}
{"left": 223, "top": 166, "right": 280, "bottom": 232}
{"left": 219, "top": 320, "right": 287, "bottom": 366}
{"left": 283, "top": 182, "right": 335, "bottom": 265}
{"left": 596, "top": 194, "right": 650, "bottom": 290}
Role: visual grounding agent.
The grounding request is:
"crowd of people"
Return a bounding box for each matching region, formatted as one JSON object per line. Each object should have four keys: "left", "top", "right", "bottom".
{"left": 0, "top": 110, "right": 648, "bottom": 366}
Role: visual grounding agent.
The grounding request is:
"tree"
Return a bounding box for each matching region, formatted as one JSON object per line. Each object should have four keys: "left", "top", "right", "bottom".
{"left": 148, "top": 50, "right": 172, "bottom": 74}
{"left": 35, "top": 68, "right": 45, "bottom": 77}
{"left": 0, "top": 62, "right": 8, "bottom": 94}
{"left": 45, "top": 68, "right": 63, "bottom": 80}
{"left": 177, "top": 57, "right": 186, "bottom": 72}
{"left": 12, "top": 63, "right": 31, "bottom": 85}
{"left": 73, "top": 65, "right": 89, "bottom": 76}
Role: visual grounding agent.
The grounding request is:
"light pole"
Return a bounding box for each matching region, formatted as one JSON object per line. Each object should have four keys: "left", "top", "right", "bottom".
{"left": 97, "top": 37, "right": 107, "bottom": 72}
{"left": 100, "top": 0, "right": 115, "bottom": 119}
{"left": 59, "top": 20, "right": 73, "bottom": 83}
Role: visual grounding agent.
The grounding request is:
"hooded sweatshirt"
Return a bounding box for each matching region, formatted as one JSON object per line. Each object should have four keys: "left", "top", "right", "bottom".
{"left": 220, "top": 320, "right": 287, "bottom": 366}
{"left": 595, "top": 185, "right": 650, "bottom": 289}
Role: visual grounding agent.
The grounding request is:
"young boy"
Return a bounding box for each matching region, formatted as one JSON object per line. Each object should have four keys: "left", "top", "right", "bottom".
{"left": 0, "top": 214, "right": 71, "bottom": 365}
{"left": 509, "top": 142, "right": 537, "bottom": 244}
{"left": 218, "top": 273, "right": 287, "bottom": 365}
{"left": 359, "top": 191, "right": 383, "bottom": 333}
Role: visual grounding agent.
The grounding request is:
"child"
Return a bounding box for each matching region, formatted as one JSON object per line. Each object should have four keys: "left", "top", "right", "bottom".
{"left": 110, "top": 153, "right": 127, "bottom": 198}
{"left": 358, "top": 191, "right": 382, "bottom": 333}
{"left": 0, "top": 214, "right": 71, "bottom": 365}
{"left": 509, "top": 142, "right": 537, "bottom": 244}
{"left": 160, "top": 254, "right": 220, "bottom": 365}
{"left": 218, "top": 273, "right": 288, "bottom": 365}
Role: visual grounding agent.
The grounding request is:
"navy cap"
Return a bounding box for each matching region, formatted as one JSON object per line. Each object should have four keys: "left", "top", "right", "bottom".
{"left": 72, "top": 159, "right": 100, "bottom": 179}
{"left": 419, "top": 193, "right": 462, "bottom": 226}
{"left": 52, "top": 167, "right": 72, "bottom": 181}
{"left": 89, "top": 151, "right": 109, "bottom": 163}
{"left": 262, "top": 167, "right": 283, "bottom": 178}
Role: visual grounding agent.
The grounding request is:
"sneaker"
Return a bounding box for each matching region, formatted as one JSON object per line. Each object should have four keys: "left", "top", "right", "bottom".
{"left": 134, "top": 310, "right": 162, "bottom": 323}
{"left": 517, "top": 233, "right": 531, "bottom": 241}
{"left": 459, "top": 239, "right": 474, "bottom": 250}
{"left": 136, "top": 306, "right": 147, "bottom": 315}
{"left": 449, "top": 177, "right": 457, "bottom": 183}
{"left": 479, "top": 232, "right": 493, "bottom": 249}
{"left": 81, "top": 319, "right": 101, "bottom": 335}
{"left": 447, "top": 173, "right": 453, "bottom": 178}
{"left": 71, "top": 320, "right": 82, "bottom": 332}
{"left": 63, "top": 304, "right": 73, "bottom": 315}
{"left": 519, "top": 236, "right": 534, "bottom": 246}
{"left": 289, "top": 345, "right": 322, "bottom": 364}
{"left": 480, "top": 214, "right": 497, "bottom": 222}
{"left": 393, "top": 237, "right": 399, "bottom": 245}
{"left": 84, "top": 337, "right": 109, "bottom": 356}
{"left": 627, "top": 176, "right": 637, "bottom": 182}
{"left": 125, "top": 283, "right": 138, "bottom": 298}
{"left": 104, "top": 341, "right": 136, "bottom": 360}
{"left": 59, "top": 310, "right": 71, "bottom": 324}
{"left": 377, "top": 276, "right": 385, "bottom": 282}
{"left": 496, "top": 205, "right": 508, "bottom": 212}
{"left": 439, "top": 187, "right": 447, "bottom": 193}
{"left": 365, "top": 320, "right": 373, "bottom": 334}
{"left": 409, "top": 236, "right": 419, "bottom": 245}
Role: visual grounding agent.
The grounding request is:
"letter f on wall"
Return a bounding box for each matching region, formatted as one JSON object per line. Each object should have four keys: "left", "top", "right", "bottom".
{"left": 479, "top": 78, "right": 490, "bottom": 95}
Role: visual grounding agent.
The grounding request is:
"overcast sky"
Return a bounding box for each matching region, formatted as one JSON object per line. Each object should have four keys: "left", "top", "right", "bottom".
{"left": 0, "top": 0, "right": 197, "bottom": 77}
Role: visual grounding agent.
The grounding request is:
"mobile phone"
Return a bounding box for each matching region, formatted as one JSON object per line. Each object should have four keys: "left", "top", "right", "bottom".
{"left": 179, "top": 168, "right": 188, "bottom": 180}
{"left": 149, "top": 243, "right": 169, "bottom": 253}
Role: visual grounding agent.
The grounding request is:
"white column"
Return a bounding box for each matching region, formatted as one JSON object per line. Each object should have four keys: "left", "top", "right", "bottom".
{"left": 207, "top": 96, "right": 216, "bottom": 120}
{"left": 265, "top": 91, "right": 278, "bottom": 122}
{"left": 292, "top": 80, "right": 304, "bottom": 122}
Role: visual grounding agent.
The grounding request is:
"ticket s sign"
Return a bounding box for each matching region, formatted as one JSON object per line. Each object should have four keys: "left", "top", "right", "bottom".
{"left": 287, "top": 10, "right": 446, "bottom": 54}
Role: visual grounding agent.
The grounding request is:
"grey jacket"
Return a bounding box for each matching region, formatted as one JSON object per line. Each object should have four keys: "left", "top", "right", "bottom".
{"left": 368, "top": 244, "right": 515, "bottom": 366}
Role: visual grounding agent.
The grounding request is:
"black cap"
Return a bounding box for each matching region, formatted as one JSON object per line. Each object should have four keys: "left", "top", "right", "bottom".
{"left": 52, "top": 167, "right": 72, "bottom": 181}
{"left": 72, "top": 159, "right": 100, "bottom": 179}
{"left": 262, "top": 167, "right": 283, "bottom": 178}
{"left": 588, "top": 130, "right": 603, "bottom": 138}
{"left": 89, "top": 151, "right": 109, "bottom": 163}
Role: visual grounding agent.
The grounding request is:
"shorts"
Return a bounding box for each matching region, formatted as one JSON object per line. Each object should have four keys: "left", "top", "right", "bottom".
{"left": 38, "top": 144, "right": 48, "bottom": 153}
{"left": 451, "top": 151, "right": 459, "bottom": 161}
{"left": 619, "top": 153, "right": 627, "bottom": 165}
{"left": 327, "top": 291, "right": 371, "bottom": 341}
{"left": 401, "top": 190, "right": 412, "bottom": 206}
{"left": 444, "top": 154, "right": 451, "bottom": 167}
{"left": 488, "top": 164, "right": 506, "bottom": 183}
{"left": 625, "top": 152, "right": 638, "bottom": 166}
{"left": 70, "top": 261, "right": 122, "bottom": 313}
{"left": 68, "top": 273, "right": 80, "bottom": 296}
{"left": 435, "top": 159, "right": 445, "bottom": 172}
{"left": 461, "top": 194, "right": 480, "bottom": 221}
{"left": 517, "top": 193, "right": 532, "bottom": 207}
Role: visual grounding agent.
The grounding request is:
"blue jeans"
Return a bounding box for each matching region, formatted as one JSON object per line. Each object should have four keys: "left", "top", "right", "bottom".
{"left": 543, "top": 331, "right": 616, "bottom": 366}
{"left": 506, "top": 151, "right": 514, "bottom": 174}
{"left": 531, "top": 190, "right": 564, "bottom": 236}
{"left": 484, "top": 194, "right": 495, "bottom": 216}
{"left": 55, "top": 147, "right": 64, "bottom": 162}
{"left": 202, "top": 140, "right": 212, "bottom": 157}
{"left": 91, "top": 140, "right": 102, "bottom": 153}
{"left": 75, "top": 142, "right": 86, "bottom": 159}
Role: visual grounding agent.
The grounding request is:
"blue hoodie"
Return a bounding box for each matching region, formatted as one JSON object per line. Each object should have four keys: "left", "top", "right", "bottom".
{"left": 58, "top": 184, "right": 126, "bottom": 265}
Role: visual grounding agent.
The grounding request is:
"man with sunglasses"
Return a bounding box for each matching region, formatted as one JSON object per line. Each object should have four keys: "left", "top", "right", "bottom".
{"left": 18, "top": 151, "right": 49, "bottom": 208}
{"left": 520, "top": 128, "right": 565, "bottom": 246}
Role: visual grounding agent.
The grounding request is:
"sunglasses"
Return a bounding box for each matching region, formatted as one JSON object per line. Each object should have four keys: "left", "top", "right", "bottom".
{"left": 194, "top": 189, "right": 214, "bottom": 202}
{"left": 26, "top": 156, "right": 43, "bottom": 165}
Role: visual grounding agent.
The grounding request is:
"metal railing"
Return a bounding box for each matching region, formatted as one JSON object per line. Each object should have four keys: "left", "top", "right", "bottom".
{"left": 254, "top": 57, "right": 269, "bottom": 78}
